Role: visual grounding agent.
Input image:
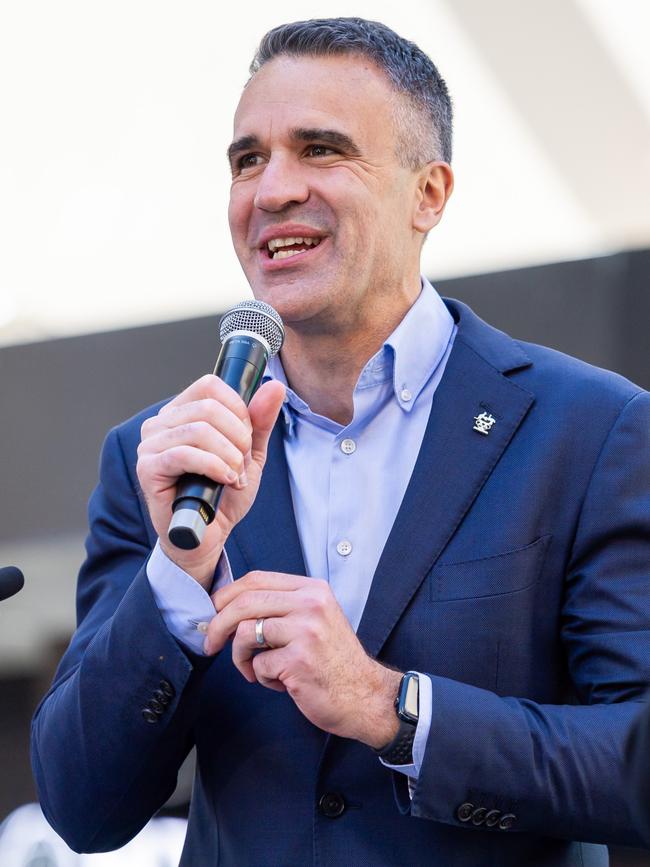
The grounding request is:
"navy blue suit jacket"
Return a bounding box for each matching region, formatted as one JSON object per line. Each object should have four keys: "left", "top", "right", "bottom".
{"left": 625, "top": 702, "right": 650, "bottom": 844}
{"left": 32, "top": 299, "right": 650, "bottom": 866}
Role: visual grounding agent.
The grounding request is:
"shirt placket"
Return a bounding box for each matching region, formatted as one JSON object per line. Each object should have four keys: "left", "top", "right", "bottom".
{"left": 326, "top": 424, "right": 364, "bottom": 630}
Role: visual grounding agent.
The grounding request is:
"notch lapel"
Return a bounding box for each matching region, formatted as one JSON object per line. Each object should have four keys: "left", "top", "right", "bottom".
{"left": 228, "top": 422, "right": 306, "bottom": 579}
{"left": 356, "top": 330, "right": 534, "bottom": 659}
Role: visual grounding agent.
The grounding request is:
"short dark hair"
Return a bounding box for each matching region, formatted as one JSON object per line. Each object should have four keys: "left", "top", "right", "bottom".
{"left": 249, "top": 17, "right": 453, "bottom": 168}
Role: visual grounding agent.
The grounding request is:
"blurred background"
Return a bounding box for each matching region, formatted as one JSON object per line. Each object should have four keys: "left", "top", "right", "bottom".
{"left": 1, "top": 0, "right": 649, "bottom": 864}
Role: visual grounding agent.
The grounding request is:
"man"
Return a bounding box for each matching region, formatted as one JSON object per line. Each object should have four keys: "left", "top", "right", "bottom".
{"left": 32, "top": 17, "right": 650, "bottom": 866}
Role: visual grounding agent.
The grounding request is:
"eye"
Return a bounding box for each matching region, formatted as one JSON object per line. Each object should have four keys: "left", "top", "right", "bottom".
{"left": 307, "top": 144, "right": 336, "bottom": 158}
{"left": 236, "top": 153, "right": 264, "bottom": 172}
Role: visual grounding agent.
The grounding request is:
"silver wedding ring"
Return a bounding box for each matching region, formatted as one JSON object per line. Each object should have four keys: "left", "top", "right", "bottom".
{"left": 255, "top": 617, "right": 268, "bottom": 648}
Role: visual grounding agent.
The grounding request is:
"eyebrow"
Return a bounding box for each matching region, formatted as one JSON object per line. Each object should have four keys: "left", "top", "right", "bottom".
{"left": 226, "top": 127, "right": 361, "bottom": 166}
{"left": 290, "top": 127, "right": 361, "bottom": 155}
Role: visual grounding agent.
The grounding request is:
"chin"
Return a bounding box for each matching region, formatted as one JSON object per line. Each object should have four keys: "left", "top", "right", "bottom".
{"left": 250, "top": 280, "right": 334, "bottom": 323}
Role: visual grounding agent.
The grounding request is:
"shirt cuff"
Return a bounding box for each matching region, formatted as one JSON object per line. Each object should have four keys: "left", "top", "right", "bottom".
{"left": 146, "top": 540, "right": 234, "bottom": 654}
{"left": 380, "top": 673, "right": 432, "bottom": 782}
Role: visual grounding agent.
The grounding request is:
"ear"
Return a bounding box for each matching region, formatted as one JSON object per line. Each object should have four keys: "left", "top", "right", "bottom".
{"left": 412, "top": 162, "right": 454, "bottom": 235}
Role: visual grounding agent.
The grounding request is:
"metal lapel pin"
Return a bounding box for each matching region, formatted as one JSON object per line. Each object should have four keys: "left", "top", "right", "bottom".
{"left": 473, "top": 411, "right": 497, "bottom": 436}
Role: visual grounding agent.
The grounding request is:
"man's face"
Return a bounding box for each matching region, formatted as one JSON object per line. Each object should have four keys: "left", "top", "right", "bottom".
{"left": 227, "top": 53, "right": 423, "bottom": 330}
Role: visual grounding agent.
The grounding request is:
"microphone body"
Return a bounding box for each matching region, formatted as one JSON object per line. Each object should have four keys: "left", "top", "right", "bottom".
{"left": 168, "top": 301, "right": 284, "bottom": 550}
{"left": 0, "top": 566, "right": 24, "bottom": 602}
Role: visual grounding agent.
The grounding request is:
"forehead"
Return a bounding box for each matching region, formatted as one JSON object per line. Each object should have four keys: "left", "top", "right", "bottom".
{"left": 233, "top": 53, "right": 397, "bottom": 145}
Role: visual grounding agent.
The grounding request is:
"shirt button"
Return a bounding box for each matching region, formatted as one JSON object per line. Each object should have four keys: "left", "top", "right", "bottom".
{"left": 400, "top": 388, "right": 412, "bottom": 402}
{"left": 340, "top": 438, "right": 356, "bottom": 455}
{"left": 336, "top": 540, "right": 353, "bottom": 556}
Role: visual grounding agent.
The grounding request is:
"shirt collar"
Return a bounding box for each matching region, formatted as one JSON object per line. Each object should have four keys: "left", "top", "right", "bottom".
{"left": 383, "top": 277, "right": 455, "bottom": 411}
{"left": 264, "top": 277, "right": 455, "bottom": 427}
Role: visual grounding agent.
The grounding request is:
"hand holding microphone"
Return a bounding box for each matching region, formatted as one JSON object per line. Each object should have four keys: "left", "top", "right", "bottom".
{"left": 136, "top": 301, "right": 286, "bottom": 589}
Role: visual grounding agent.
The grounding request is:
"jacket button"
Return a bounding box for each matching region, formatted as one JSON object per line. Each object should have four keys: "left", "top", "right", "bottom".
{"left": 498, "top": 813, "right": 517, "bottom": 830}
{"left": 456, "top": 802, "right": 474, "bottom": 822}
{"left": 318, "top": 792, "right": 346, "bottom": 818}
{"left": 142, "top": 708, "right": 158, "bottom": 723}
{"left": 152, "top": 688, "right": 170, "bottom": 706}
{"left": 484, "top": 809, "right": 501, "bottom": 828}
{"left": 471, "top": 806, "right": 488, "bottom": 826}
{"left": 148, "top": 698, "right": 165, "bottom": 716}
{"left": 159, "top": 680, "right": 175, "bottom": 699}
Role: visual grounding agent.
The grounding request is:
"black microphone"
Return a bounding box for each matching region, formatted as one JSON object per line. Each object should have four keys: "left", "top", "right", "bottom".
{"left": 0, "top": 566, "right": 24, "bottom": 602}
{"left": 168, "top": 300, "right": 285, "bottom": 550}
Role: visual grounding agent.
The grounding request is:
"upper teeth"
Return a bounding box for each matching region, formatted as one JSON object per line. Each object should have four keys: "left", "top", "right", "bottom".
{"left": 267, "top": 236, "right": 321, "bottom": 252}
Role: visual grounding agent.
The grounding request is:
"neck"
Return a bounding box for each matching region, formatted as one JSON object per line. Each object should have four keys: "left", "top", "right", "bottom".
{"left": 279, "top": 280, "right": 421, "bottom": 425}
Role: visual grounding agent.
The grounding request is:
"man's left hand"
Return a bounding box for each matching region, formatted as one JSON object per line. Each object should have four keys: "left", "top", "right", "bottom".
{"left": 205, "top": 571, "right": 402, "bottom": 749}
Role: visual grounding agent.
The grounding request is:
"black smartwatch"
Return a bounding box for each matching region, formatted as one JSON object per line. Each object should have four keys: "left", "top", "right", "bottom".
{"left": 377, "top": 671, "right": 419, "bottom": 765}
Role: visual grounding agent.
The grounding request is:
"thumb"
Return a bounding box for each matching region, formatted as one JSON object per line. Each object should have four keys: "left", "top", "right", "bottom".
{"left": 248, "top": 380, "right": 286, "bottom": 468}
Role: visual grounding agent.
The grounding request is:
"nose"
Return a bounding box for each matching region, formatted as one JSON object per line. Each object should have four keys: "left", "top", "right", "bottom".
{"left": 253, "top": 154, "right": 309, "bottom": 212}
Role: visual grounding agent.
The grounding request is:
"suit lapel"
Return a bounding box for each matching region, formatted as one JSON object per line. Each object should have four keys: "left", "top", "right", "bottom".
{"left": 356, "top": 326, "right": 534, "bottom": 658}
{"left": 228, "top": 422, "right": 306, "bottom": 579}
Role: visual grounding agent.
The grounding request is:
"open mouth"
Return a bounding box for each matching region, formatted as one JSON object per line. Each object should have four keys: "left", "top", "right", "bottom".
{"left": 264, "top": 236, "right": 324, "bottom": 260}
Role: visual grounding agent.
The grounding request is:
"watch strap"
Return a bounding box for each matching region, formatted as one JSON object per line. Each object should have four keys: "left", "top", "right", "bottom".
{"left": 377, "top": 721, "right": 417, "bottom": 765}
{"left": 375, "top": 671, "right": 419, "bottom": 765}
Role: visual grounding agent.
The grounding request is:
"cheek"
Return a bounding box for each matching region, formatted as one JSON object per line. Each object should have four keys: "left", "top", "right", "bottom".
{"left": 227, "top": 188, "right": 251, "bottom": 246}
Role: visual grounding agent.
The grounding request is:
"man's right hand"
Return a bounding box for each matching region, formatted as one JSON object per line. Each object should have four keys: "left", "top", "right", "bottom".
{"left": 136, "top": 374, "right": 286, "bottom": 590}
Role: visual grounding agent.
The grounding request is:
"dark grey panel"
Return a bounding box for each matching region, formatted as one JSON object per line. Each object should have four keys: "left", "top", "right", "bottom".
{"left": 436, "top": 249, "right": 650, "bottom": 387}
{"left": 0, "top": 316, "right": 221, "bottom": 543}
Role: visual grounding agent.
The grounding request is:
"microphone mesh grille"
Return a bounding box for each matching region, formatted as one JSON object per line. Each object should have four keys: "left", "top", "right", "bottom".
{"left": 219, "top": 300, "right": 285, "bottom": 356}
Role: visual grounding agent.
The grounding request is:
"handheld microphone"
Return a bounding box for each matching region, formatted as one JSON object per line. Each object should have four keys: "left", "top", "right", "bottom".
{"left": 168, "top": 300, "right": 285, "bottom": 551}
{"left": 0, "top": 566, "right": 24, "bottom": 602}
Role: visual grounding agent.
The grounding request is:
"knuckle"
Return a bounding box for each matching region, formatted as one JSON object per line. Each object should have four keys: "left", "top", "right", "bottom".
{"left": 180, "top": 420, "right": 207, "bottom": 441}
{"left": 135, "top": 457, "right": 147, "bottom": 484}
{"left": 236, "top": 619, "right": 250, "bottom": 636}
{"left": 245, "top": 570, "right": 264, "bottom": 586}
{"left": 205, "top": 399, "right": 236, "bottom": 435}
{"left": 307, "top": 589, "right": 328, "bottom": 616}
{"left": 252, "top": 654, "right": 266, "bottom": 676}
{"left": 200, "top": 396, "right": 220, "bottom": 417}
{"left": 239, "top": 428, "right": 253, "bottom": 454}
{"left": 232, "top": 591, "right": 252, "bottom": 614}
{"left": 140, "top": 417, "right": 154, "bottom": 439}
{"left": 234, "top": 620, "right": 250, "bottom": 643}
{"left": 198, "top": 373, "right": 216, "bottom": 388}
{"left": 302, "top": 618, "right": 322, "bottom": 643}
{"left": 160, "top": 448, "right": 180, "bottom": 474}
{"left": 257, "top": 589, "right": 274, "bottom": 608}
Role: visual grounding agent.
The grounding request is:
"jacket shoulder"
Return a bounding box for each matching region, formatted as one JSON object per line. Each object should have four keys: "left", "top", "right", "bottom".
{"left": 515, "top": 338, "right": 645, "bottom": 411}
{"left": 445, "top": 296, "right": 646, "bottom": 412}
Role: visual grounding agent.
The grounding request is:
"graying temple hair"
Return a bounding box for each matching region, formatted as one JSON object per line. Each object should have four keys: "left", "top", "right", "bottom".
{"left": 249, "top": 17, "right": 453, "bottom": 169}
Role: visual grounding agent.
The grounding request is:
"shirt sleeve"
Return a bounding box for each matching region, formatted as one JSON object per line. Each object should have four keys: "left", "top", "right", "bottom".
{"left": 380, "top": 673, "right": 432, "bottom": 785}
{"left": 146, "top": 540, "right": 233, "bottom": 654}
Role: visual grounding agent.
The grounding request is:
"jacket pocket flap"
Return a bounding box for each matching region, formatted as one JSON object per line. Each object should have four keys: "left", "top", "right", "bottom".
{"left": 430, "top": 535, "right": 552, "bottom": 601}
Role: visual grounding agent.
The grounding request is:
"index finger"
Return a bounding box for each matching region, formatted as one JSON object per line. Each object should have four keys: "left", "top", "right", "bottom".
{"left": 162, "top": 374, "right": 249, "bottom": 423}
{"left": 212, "top": 570, "right": 308, "bottom": 612}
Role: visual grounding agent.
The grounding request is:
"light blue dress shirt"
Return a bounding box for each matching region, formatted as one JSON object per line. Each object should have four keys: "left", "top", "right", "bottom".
{"left": 148, "top": 278, "right": 456, "bottom": 780}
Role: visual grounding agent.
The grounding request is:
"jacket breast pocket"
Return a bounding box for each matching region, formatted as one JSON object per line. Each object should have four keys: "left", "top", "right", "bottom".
{"left": 429, "top": 534, "right": 552, "bottom": 602}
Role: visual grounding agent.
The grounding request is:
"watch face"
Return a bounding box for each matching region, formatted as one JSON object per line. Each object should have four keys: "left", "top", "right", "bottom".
{"left": 399, "top": 673, "right": 419, "bottom": 724}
